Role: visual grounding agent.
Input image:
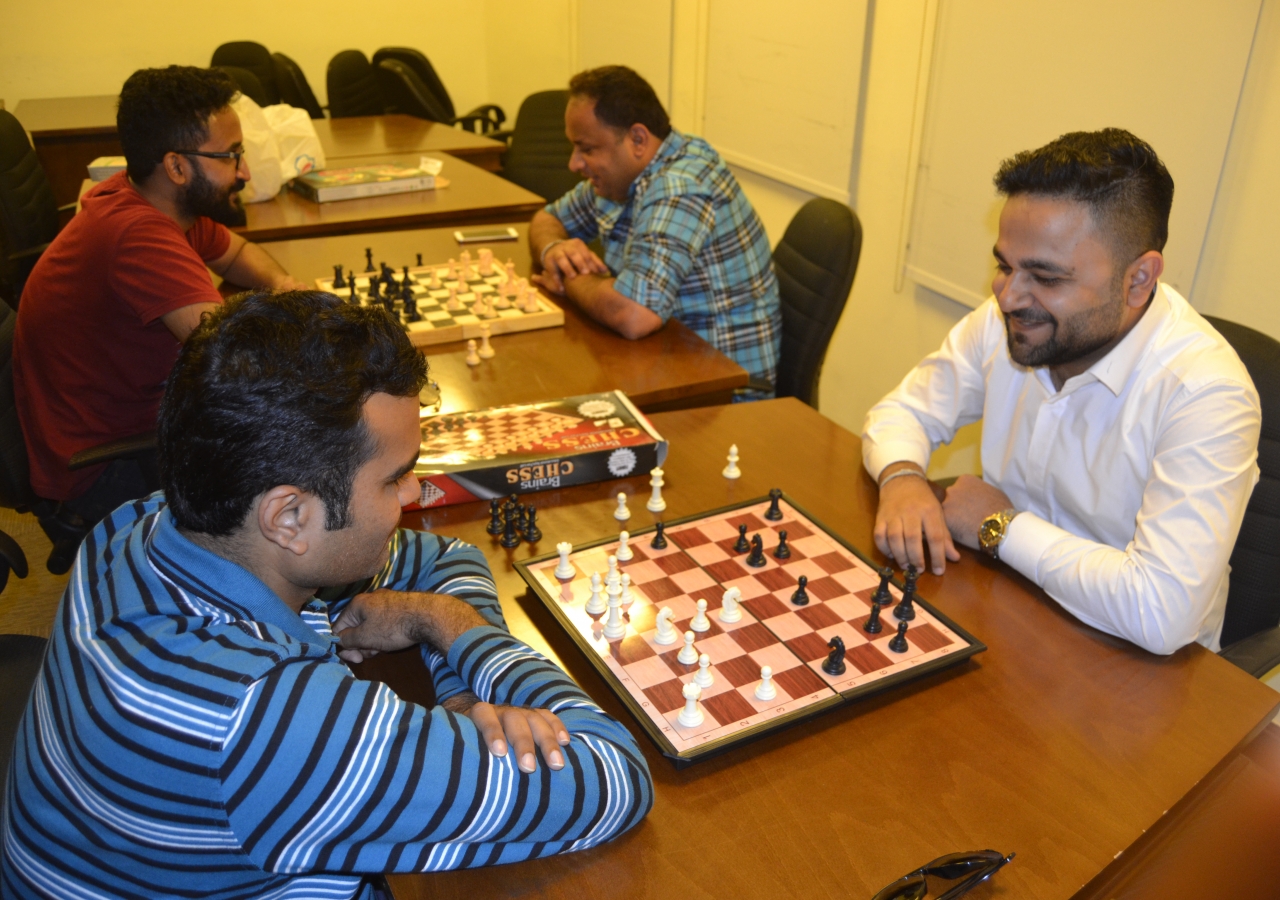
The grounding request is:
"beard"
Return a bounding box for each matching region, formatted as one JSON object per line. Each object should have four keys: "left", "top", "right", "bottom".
{"left": 1004, "top": 281, "right": 1127, "bottom": 368}
{"left": 180, "top": 164, "right": 247, "bottom": 227}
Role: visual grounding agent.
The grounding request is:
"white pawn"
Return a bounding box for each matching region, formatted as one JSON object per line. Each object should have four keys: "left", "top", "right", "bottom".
{"left": 464, "top": 339, "right": 481, "bottom": 366}
{"left": 605, "top": 554, "right": 619, "bottom": 588}
{"left": 646, "top": 467, "right": 666, "bottom": 513}
{"left": 460, "top": 249, "right": 472, "bottom": 271}
{"left": 493, "top": 288, "right": 511, "bottom": 310}
{"left": 603, "top": 586, "right": 626, "bottom": 639}
{"left": 754, "top": 665, "right": 777, "bottom": 701}
{"left": 718, "top": 587, "right": 742, "bottom": 623}
{"left": 505, "top": 259, "right": 517, "bottom": 284}
{"left": 523, "top": 284, "right": 541, "bottom": 313}
{"left": 695, "top": 653, "right": 714, "bottom": 688}
{"left": 477, "top": 323, "right": 495, "bottom": 359}
{"left": 478, "top": 248, "right": 494, "bottom": 276}
{"left": 445, "top": 286, "right": 461, "bottom": 311}
{"left": 689, "top": 598, "right": 710, "bottom": 632}
{"left": 723, "top": 444, "right": 741, "bottom": 479}
{"left": 653, "top": 607, "right": 677, "bottom": 644}
{"left": 616, "top": 530, "right": 633, "bottom": 561}
{"left": 554, "top": 542, "right": 574, "bottom": 579}
{"left": 584, "top": 572, "right": 606, "bottom": 614}
{"left": 620, "top": 572, "right": 633, "bottom": 606}
{"left": 613, "top": 492, "right": 631, "bottom": 521}
{"left": 677, "top": 680, "right": 704, "bottom": 728}
{"left": 677, "top": 630, "right": 698, "bottom": 665}
{"left": 429, "top": 267, "right": 442, "bottom": 289}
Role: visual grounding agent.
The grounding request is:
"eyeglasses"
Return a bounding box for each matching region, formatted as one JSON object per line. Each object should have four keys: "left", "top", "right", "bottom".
{"left": 871, "top": 850, "right": 1015, "bottom": 900}
{"left": 172, "top": 149, "right": 244, "bottom": 168}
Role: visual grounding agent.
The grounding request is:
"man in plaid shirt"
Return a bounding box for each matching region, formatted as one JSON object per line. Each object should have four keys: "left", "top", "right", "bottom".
{"left": 530, "top": 66, "right": 781, "bottom": 394}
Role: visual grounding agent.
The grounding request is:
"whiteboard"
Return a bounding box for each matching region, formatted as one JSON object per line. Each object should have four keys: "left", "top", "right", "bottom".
{"left": 906, "top": 0, "right": 1262, "bottom": 307}
{"left": 701, "top": 0, "right": 868, "bottom": 201}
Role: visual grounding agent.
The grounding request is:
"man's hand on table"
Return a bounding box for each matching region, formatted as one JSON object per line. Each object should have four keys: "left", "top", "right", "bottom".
{"left": 942, "top": 474, "right": 1015, "bottom": 551}
{"left": 873, "top": 463, "right": 959, "bottom": 576}
{"left": 533, "top": 238, "right": 609, "bottom": 295}
{"left": 271, "top": 274, "right": 310, "bottom": 292}
{"left": 332, "top": 587, "right": 487, "bottom": 663}
{"left": 442, "top": 691, "right": 570, "bottom": 773}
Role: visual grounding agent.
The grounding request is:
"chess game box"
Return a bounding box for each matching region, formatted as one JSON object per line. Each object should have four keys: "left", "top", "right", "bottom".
{"left": 406, "top": 391, "right": 668, "bottom": 510}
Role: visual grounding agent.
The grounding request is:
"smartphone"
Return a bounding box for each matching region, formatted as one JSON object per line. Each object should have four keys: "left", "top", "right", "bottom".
{"left": 454, "top": 227, "right": 519, "bottom": 244}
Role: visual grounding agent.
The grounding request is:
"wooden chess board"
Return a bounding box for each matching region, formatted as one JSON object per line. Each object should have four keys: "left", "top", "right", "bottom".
{"left": 420, "top": 408, "right": 587, "bottom": 461}
{"left": 517, "top": 494, "right": 985, "bottom": 766}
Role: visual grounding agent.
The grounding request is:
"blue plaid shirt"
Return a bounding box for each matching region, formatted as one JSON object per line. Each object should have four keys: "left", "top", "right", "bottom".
{"left": 548, "top": 130, "right": 781, "bottom": 388}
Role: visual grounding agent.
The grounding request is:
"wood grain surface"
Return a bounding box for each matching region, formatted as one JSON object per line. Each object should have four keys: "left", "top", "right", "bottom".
{"left": 311, "top": 115, "right": 506, "bottom": 172}
{"left": 358, "top": 398, "right": 1279, "bottom": 900}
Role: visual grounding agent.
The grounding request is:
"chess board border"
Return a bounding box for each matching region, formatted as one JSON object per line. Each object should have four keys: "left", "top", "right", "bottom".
{"left": 515, "top": 493, "right": 986, "bottom": 767}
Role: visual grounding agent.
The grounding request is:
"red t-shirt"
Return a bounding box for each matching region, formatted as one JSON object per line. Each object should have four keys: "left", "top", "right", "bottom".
{"left": 14, "top": 172, "right": 231, "bottom": 501}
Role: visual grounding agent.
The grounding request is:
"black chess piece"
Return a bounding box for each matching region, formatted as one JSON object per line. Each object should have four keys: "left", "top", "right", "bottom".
{"left": 903, "top": 564, "right": 918, "bottom": 596}
{"left": 822, "top": 635, "right": 847, "bottom": 676}
{"left": 514, "top": 504, "right": 527, "bottom": 535}
{"left": 863, "top": 600, "right": 884, "bottom": 634}
{"left": 499, "top": 504, "right": 521, "bottom": 549}
{"left": 524, "top": 506, "right": 542, "bottom": 543}
{"left": 774, "top": 529, "right": 791, "bottom": 559}
{"left": 486, "top": 499, "right": 503, "bottom": 535}
{"left": 650, "top": 521, "right": 668, "bottom": 550}
{"left": 888, "top": 619, "right": 910, "bottom": 653}
{"left": 333, "top": 264, "right": 346, "bottom": 288}
{"left": 790, "top": 574, "right": 809, "bottom": 606}
{"left": 872, "top": 566, "right": 894, "bottom": 606}
{"left": 349, "top": 278, "right": 358, "bottom": 303}
{"left": 383, "top": 292, "right": 396, "bottom": 316}
{"left": 416, "top": 253, "right": 423, "bottom": 266}
{"left": 894, "top": 565, "right": 917, "bottom": 621}
{"left": 364, "top": 247, "right": 375, "bottom": 272}
{"left": 733, "top": 523, "right": 750, "bottom": 553}
{"left": 764, "top": 488, "right": 784, "bottom": 521}
{"left": 381, "top": 262, "right": 395, "bottom": 285}
{"left": 745, "top": 534, "right": 767, "bottom": 567}
{"left": 404, "top": 295, "right": 420, "bottom": 322}
{"left": 368, "top": 277, "right": 380, "bottom": 301}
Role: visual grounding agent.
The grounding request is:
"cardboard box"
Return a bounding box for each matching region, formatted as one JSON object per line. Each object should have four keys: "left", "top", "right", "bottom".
{"left": 406, "top": 391, "right": 668, "bottom": 510}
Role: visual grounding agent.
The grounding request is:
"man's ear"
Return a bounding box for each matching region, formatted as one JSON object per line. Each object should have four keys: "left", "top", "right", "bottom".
{"left": 162, "top": 151, "right": 191, "bottom": 187}
{"left": 1124, "top": 250, "right": 1164, "bottom": 308}
{"left": 256, "top": 486, "right": 320, "bottom": 556}
{"left": 628, "top": 124, "right": 651, "bottom": 156}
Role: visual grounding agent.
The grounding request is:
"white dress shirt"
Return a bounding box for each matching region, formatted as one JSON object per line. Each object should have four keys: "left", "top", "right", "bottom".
{"left": 862, "top": 284, "right": 1261, "bottom": 655}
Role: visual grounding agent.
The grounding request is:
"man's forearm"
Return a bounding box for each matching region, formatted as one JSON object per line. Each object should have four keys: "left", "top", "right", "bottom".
{"left": 224, "top": 240, "right": 293, "bottom": 289}
{"left": 529, "top": 211, "right": 569, "bottom": 270}
{"left": 564, "top": 274, "right": 663, "bottom": 339}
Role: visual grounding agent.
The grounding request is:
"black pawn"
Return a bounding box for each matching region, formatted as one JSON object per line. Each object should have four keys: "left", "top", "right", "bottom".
{"left": 822, "top": 635, "right": 847, "bottom": 676}
{"left": 333, "top": 264, "right": 346, "bottom": 288}
{"left": 764, "top": 488, "right": 783, "bottom": 521}
{"left": 368, "top": 277, "right": 380, "bottom": 301}
{"left": 895, "top": 564, "right": 917, "bottom": 621}
{"left": 745, "top": 534, "right": 767, "bottom": 568}
{"left": 790, "top": 574, "right": 809, "bottom": 606}
{"left": 364, "top": 247, "right": 375, "bottom": 272}
{"left": 404, "top": 292, "right": 420, "bottom": 322}
{"left": 416, "top": 253, "right": 423, "bottom": 266}
{"left": 349, "top": 278, "right": 358, "bottom": 303}
{"left": 733, "top": 523, "right": 750, "bottom": 553}
{"left": 650, "top": 522, "right": 668, "bottom": 550}
{"left": 773, "top": 529, "right": 791, "bottom": 559}
{"left": 499, "top": 505, "right": 521, "bottom": 549}
{"left": 888, "top": 619, "right": 910, "bottom": 653}
{"left": 524, "top": 506, "right": 542, "bottom": 543}
{"left": 515, "top": 504, "right": 527, "bottom": 535}
{"left": 486, "top": 498, "right": 503, "bottom": 535}
{"left": 872, "top": 566, "right": 893, "bottom": 606}
{"left": 863, "top": 600, "right": 884, "bottom": 634}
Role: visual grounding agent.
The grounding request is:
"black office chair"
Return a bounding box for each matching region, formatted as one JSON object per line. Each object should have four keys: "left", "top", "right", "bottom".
{"left": 1205, "top": 316, "right": 1280, "bottom": 680}
{"left": 496, "top": 90, "right": 581, "bottom": 202}
{"left": 0, "top": 553, "right": 43, "bottom": 810}
{"left": 0, "top": 110, "right": 75, "bottom": 310}
{"left": 375, "top": 59, "right": 453, "bottom": 121}
{"left": 327, "top": 50, "right": 388, "bottom": 118}
{"left": 756, "top": 198, "right": 862, "bottom": 406}
{"left": 211, "top": 41, "right": 280, "bottom": 105}
{"left": 272, "top": 52, "right": 325, "bottom": 119}
{"left": 372, "top": 47, "right": 505, "bottom": 133}
{"left": 214, "top": 65, "right": 270, "bottom": 108}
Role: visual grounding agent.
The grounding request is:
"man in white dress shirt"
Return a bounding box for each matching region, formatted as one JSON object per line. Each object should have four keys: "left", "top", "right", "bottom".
{"left": 863, "top": 129, "right": 1260, "bottom": 655}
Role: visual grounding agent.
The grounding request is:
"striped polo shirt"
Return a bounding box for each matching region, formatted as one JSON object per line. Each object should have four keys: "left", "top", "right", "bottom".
{"left": 2, "top": 494, "right": 652, "bottom": 898}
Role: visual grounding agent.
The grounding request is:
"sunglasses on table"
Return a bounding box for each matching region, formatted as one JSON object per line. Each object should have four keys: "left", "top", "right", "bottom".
{"left": 872, "top": 850, "right": 1015, "bottom": 900}
{"left": 172, "top": 149, "right": 244, "bottom": 168}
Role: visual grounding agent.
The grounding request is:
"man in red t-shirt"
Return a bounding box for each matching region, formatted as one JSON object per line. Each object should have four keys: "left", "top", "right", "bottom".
{"left": 15, "top": 66, "right": 307, "bottom": 572}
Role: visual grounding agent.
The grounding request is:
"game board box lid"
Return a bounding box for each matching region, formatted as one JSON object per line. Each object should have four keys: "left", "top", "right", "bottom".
{"left": 291, "top": 164, "right": 438, "bottom": 203}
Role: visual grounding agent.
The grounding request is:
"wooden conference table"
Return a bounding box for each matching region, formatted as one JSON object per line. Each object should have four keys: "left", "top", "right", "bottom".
{"left": 359, "top": 399, "right": 1280, "bottom": 900}
{"left": 312, "top": 115, "right": 505, "bottom": 171}
{"left": 258, "top": 223, "right": 747, "bottom": 411}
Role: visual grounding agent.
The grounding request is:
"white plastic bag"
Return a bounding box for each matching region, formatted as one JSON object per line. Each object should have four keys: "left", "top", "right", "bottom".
{"left": 262, "top": 105, "right": 325, "bottom": 180}
{"left": 229, "top": 95, "right": 282, "bottom": 203}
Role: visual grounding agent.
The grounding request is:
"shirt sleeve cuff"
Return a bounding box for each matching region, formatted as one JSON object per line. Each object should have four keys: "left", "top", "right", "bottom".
{"left": 864, "top": 441, "right": 932, "bottom": 483}
{"left": 998, "top": 512, "right": 1070, "bottom": 583}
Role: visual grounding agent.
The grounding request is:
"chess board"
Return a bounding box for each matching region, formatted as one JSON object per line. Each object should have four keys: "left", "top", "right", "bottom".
{"left": 517, "top": 494, "right": 985, "bottom": 766}
{"left": 314, "top": 255, "right": 564, "bottom": 348}
{"left": 421, "top": 408, "right": 587, "bottom": 461}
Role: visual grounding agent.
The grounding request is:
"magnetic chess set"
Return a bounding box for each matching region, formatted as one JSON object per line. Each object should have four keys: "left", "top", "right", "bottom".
{"left": 408, "top": 391, "right": 668, "bottom": 510}
{"left": 517, "top": 491, "right": 985, "bottom": 766}
{"left": 314, "top": 246, "right": 564, "bottom": 348}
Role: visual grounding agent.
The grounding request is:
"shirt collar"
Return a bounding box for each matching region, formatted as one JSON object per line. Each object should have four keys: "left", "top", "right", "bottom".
{"left": 1073, "top": 283, "right": 1171, "bottom": 396}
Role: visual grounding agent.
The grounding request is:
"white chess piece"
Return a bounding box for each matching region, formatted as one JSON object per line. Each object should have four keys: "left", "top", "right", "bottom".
{"left": 445, "top": 286, "right": 461, "bottom": 311}
{"left": 695, "top": 653, "right": 714, "bottom": 688}
{"left": 602, "top": 585, "right": 626, "bottom": 639}
{"left": 616, "top": 530, "right": 633, "bottom": 561}
{"left": 526, "top": 290, "right": 541, "bottom": 314}
{"left": 689, "top": 598, "right": 710, "bottom": 632}
{"left": 464, "top": 340, "right": 481, "bottom": 366}
{"left": 460, "top": 249, "right": 471, "bottom": 271}
{"left": 554, "top": 542, "right": 575, "bottom": 579}
{"left": 677, "top": 680, "right": 704, "bottom": 728}
{"left": 754, "top": 665, "right": 777, "bottom": 701}
{"left": 620, "top": 572, "right": 633, "bottom": 606}
{"left": 605, "top": 554, "right": 619, "bottom": 588}
{"left": 723, "top": 444, "right": 741, "bottom": 479}
{"left": 677, "top": 630, "right": 698, "bottom": 665}
{"left": 653, "top": 607, "right": 677, "bottom": 644}
{"left": 429, "top": 267, "right": 442, "bottom": 289}
{"left": 584, "top": 572, "right": 606, "bottom": 614}
{"left": 478, "top": 248, "right": 494, "bottom": 276}
{"left": 493, "top": 289, "right": 511, "bottom": 310}
{"left": 505, "top": 259, "right": 517, "bottom": 284}
{"left": 646, "top": 467, "right": 666, "bottom": 513}
{"left": 477, "top": 324, "right": 495, "bottom": 359}
{"left": 718, "top": 587, "right": 743, "bottom": 623}
{"left": 613, "top": 492, "right": 631, "bottom": 521}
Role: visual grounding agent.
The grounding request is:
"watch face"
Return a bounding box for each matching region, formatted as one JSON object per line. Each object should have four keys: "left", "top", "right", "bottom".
{"left": 980, "top": 517, "right": 1002, "bottom": 548}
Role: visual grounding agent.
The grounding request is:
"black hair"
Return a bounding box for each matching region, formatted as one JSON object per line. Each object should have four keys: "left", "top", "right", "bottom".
{"left": 117, "top": 66, "right": 239, "bottom": 182}
{"left": 569, "top": 66, "right": 672, "bottom": 139}
{"left": 994, "top": 128, "right": 1175, "bottom": 266}
{"left": 158, "top": 291, "right": 429, "bottom": 536}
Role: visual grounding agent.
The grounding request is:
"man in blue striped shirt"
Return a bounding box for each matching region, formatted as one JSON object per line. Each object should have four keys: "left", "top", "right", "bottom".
{"left": 530, "top": 66, "right": 781, "bottom": 394}
{"left": 2, "top": 292, "right": 652, "bottom": 899}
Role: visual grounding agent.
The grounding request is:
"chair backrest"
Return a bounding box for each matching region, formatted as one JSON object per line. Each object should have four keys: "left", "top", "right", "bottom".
{"left": 214, "top": 65, "right": 269, "bottom": 108}
{"left": 272, "top": 52, "right": 325, "bottom": 119}
{"left": 0, "top": 110, "right": 59, "bottom": 306}
{"left": 326, "top": 50, "right": 387, "bottom": 118}
{"left": 499, "top": 90, "right": 582, "bottom": 203}
{"left": 1204, "top": 316, "right": 1280, "bottom": 647}
{"left": 0, "top": 633, "right": 47, "bottom": 809}
{"left": 375, "top": 59, "right": 452, "bottom": 123}
{"left": 211, "top": 41, "right": 280, "bottom": 104}
{"left": 373, "top": 47, "right": 454, "bottom": 118}
{"left": 771, "top": 198, "right": 862, "bottom": 406}
{"left": 0, "top": 301, "right": 34, "bottom": 509}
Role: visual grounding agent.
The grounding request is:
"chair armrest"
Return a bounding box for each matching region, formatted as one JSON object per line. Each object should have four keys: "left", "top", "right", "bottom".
{"left": 0, "top": 528, "right": 29, "bottom": 580}
{"left": 488, "top": 128, "right": 514, "bottom": 145}
{"left": 8, "top": 243, "right": 50, "bottom": 262}
{"left": 68, "top": 431, "right": 157, "bottom": 471}
{"left": 453, "top": 114, "right": 504, "bottom": 135}
{"left": 1220, "top": 626, "right": 1280, "bottom": 679}
{"left": 463, "top": 103, "right": 507, "bottom": 128}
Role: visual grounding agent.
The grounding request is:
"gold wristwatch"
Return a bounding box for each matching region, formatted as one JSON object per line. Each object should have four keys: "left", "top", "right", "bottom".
{"left": 979, "top": 508, "right": 1020, "bottom": 559}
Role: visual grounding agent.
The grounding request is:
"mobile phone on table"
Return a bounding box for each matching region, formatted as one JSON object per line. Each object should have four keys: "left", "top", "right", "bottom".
{"left": 454, "top": 226, "right": 519, "bottom": 244}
